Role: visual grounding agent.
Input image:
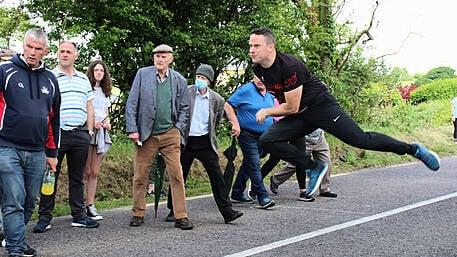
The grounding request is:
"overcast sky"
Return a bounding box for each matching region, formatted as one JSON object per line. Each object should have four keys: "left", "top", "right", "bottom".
{"left": 339, "top": 0, "right": 457, "bottom": 74}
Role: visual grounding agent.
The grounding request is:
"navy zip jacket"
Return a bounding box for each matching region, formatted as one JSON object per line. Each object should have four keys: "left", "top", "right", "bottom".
{"left": 0, "top": 54, "right": 61, "bottom": 157}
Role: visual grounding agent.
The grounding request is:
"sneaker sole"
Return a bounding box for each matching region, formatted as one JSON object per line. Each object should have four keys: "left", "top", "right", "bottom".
{"left": 298, "top": 196, "right": 315, "bottom": 202}
{"left": 89, "top": 215, "right": 104, "bottom": 221}
{"left": 71, "top": 222, "right": 87, "bottom": 227}
{"left": 308, "top": 163, "right": 328, "bottom": 196}
{"left": 230, "top": 198, "right": 254, "bottom": 204}
{"left": 23, "top": 249, "right": 37, "bottom": 257}
{"left": 257, "top": 200, "right": 276, "bottom": 209}
{"left": 71, "top": 222, "right": 99, "bottom": 228}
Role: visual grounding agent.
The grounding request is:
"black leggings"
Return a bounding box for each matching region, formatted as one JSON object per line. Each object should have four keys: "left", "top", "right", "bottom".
{"left": 453, "top": 120, "right": 457, "bottom": 139}
{"left": 260, "top": 136, "right": 307, "bottom": 189}
{"left": 260, "top": 92, "right": 416, "bottom": 175}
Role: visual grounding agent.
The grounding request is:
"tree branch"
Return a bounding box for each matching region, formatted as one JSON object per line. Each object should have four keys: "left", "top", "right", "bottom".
{"left": 336, "top": 0, "right": 379, "bottom": 74}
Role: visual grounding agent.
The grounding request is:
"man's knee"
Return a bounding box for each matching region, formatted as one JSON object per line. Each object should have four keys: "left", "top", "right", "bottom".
{"left": 259, "top": 134, "right": 272, "bottom": 149}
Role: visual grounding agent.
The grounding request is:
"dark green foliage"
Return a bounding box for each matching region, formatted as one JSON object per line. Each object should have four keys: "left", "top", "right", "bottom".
{"left": 20, "top": 0, "right": 391, "bottom": 133}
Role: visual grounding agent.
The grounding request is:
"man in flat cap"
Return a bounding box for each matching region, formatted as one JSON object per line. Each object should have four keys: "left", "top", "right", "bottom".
{"left": 152, "top": 44, "right": 173, "bottom": 53}
{"left": 125, "top": 44, "right": 193, "bottom": 230}
{"left": 166, "top": 64, "right": 243, "bottom": 224}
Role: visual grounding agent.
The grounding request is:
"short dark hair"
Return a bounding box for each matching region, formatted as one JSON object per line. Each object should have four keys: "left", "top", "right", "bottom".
{"left": 59, "top": 40, "right": 78, "bottom": 53}
{"left": 251, "top": 27, "right": 276, "bottom": 45}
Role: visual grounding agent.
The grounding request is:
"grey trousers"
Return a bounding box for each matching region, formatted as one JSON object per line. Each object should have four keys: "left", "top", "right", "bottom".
{"left": 271, "top": 134, "right": 332, "bottom": 193}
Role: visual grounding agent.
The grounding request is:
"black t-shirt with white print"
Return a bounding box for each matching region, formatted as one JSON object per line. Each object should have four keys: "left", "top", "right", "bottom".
{"left": 253, "top": 52, "right": 328, "bottom": 110}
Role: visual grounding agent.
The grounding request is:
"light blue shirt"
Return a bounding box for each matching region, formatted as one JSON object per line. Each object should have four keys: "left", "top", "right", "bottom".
{"left": 53, "top": 67, "right": 94, "bottom": 131}
{"left": 189, "top": 90, "right": 210, "bottom": 136}
{"left": 452, "top": 97, "right": 457, "bottom": 118}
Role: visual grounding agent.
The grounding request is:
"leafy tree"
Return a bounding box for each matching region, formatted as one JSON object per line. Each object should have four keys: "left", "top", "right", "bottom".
{"left": 23, "top": 0, "right": 304, "bottom": 132}
{"left": 22, "top": 0, "right": 386, "bottom": 130}
{"left": 387, "top": 67, "right": 412, "bottom": 86}
{"left": 0, "top": 6, "right": 34, "bottom": 49}
{"left": 290, "top": 0, "right": 386, "bottom": 121}
{"left": 414, "top": 66, "right": 456, "bottom": 86}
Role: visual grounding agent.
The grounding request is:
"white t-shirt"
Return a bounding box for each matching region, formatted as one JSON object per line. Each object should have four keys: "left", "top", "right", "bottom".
{"left": 93, "top": 87, "right": 111, "bottom": 122}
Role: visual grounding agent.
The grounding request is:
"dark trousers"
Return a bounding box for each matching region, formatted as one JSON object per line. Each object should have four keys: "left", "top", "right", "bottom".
{"left": 167, "top": 135, "right": 235, "bottom": 218}
{"left": 260, "top": 91, "right": 416, "bottom": 175}
{"left": 260, "top": 136, "right": 307, "bottom": 189}
{"left": 453, "top": 120, "right": 457, "bottom": 139}
{"left": 37, "top": 130, "right": 90, "bottom": 221}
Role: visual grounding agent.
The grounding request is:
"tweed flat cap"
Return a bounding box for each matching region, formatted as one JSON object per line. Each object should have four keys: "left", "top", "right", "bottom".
{"left": 152, "top": 44, "right": 173, "bottom": 54}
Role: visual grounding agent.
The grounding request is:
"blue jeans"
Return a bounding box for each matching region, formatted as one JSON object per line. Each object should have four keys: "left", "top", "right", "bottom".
{"left": 0, "top": 147, "right": 45, "bottom": 255}
{"left": 231, "top": 130, "right": 269, "bottom": 200}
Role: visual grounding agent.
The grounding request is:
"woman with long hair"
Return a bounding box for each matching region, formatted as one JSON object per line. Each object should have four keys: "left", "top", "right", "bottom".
{"left": 84, "top": 60, "right": 112, "bottom": 220}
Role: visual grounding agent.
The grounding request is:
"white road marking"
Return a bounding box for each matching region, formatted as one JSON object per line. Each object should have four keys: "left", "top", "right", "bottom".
{"left": 225, "top": 192, "right": 457, "bottom": 257}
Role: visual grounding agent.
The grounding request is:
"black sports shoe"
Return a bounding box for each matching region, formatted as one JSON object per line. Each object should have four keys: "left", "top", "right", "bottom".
{"left": 32, "top": 220, "right": 51, "bottom": 233}
{"left": 224, "top": 211, "right": 243, "bottom": 224}
{"left": 320, "top": 191, "right": 337, "bottom": 198}
{"left": 165, "top": 210, "right": 175, "bottom": 222}
{"left": 298, "top": 192, "right": 315, "bottom": 202}
{"left": 270, "top": 176, "right": 279, "bottom": 194}
{"left": 23, "top": 243, "right": 37, "bottom": 257}
{"left": 71, "top": 217, "right": 99, "bottom": 228}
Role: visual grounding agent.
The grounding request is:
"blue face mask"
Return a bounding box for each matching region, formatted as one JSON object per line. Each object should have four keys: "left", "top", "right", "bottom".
{"left": 195, "top": 78, "right": 207, "bottom": 90}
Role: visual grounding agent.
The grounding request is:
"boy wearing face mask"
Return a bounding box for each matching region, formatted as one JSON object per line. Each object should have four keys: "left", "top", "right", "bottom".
{"left": 165, "top": 64, "right": 243, "bottom": 224}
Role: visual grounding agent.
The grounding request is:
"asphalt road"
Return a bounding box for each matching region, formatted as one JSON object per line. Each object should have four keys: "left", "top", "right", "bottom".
{"left": 2, "top": 157, "right": 457, "bottom": 257}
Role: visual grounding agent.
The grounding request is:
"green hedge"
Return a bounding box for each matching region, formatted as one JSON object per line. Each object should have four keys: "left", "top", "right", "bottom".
{"left": 411, "top": 77, "right": 457, "bottom": 104}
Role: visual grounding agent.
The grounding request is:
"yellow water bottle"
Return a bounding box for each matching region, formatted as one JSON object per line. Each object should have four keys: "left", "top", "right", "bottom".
{"left": 41, "top": 168, "right": 55, "bottom": 195}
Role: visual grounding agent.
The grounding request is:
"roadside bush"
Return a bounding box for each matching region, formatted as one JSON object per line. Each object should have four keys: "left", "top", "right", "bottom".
{"left": 411, "top": 77, "right": 457, "bottom": 104}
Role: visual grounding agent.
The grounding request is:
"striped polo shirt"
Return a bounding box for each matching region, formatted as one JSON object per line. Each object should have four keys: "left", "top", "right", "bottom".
{"left": 53, "top": 66, "right": 95, "bottom": 131}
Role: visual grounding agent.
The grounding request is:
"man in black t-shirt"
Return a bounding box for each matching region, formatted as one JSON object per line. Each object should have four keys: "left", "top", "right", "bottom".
{"left": 248, "top": 27, "right": 440, "bottom": 198}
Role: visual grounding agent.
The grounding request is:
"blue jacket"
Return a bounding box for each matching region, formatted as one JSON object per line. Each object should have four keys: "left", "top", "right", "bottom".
{"left": 125, "top": 66, "right": 189, "bottom": 142}
{"left": 0, "top": 54, "right": 61, "bottom": 157}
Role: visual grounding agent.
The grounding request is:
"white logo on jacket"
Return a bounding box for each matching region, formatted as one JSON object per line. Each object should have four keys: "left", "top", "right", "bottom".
{"left": 41, "top": 87, "right": 49, "bottom": 95}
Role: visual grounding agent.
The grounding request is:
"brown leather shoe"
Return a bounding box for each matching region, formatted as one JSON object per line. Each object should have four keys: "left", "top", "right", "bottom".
{"left": 129, "top": 216, "right": 144, "bottom": 226}
{"left": 174, "top": 217, "right": 193, "bottom": 230}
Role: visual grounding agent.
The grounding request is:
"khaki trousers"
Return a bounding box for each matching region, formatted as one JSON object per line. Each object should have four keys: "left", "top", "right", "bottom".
{"left": 132, "top": 127, "right": 188, "bottom": 219}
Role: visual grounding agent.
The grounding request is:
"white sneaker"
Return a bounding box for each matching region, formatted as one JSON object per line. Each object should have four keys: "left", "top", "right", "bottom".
{"left": 86, "top": 205, "right": 103, "bottom": 220}
{"left": 1, "top": 238, "right": 5, "bottom": 247}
